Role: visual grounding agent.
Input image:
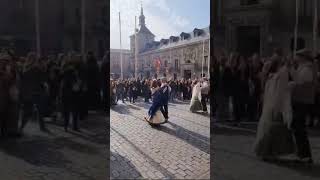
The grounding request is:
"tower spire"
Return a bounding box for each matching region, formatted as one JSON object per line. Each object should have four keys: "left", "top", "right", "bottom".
{"left": 141, "top": 1, "right": 143, "bottom": 15}
{"left": 139, "top": 1, "right": 145, "bottom": 27}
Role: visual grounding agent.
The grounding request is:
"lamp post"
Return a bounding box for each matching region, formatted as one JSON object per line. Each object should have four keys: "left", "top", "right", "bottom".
{"left": 81, "top": 0, "right": 86, "bottom": 61}
{"left": 35, "top": 0, "right": 41, "bottom": 58}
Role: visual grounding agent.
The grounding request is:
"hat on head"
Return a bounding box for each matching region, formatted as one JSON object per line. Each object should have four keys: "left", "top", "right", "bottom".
{"left": 296, "top": 48, "right": 313, "bottom": 61}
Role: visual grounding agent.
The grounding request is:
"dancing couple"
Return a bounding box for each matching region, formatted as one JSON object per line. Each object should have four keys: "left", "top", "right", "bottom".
{"left": 145, "top": 78, "right": 171, "bottom": 124}
{"left": 254, "top": 49, "right": 314, "bottom": 164}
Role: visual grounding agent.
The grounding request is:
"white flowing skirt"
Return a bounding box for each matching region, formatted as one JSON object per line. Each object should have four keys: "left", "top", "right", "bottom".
{"left": 148, "top": 110, "right": 166, "bottom": 124}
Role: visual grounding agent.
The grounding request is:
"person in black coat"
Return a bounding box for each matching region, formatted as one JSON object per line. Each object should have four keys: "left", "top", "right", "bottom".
{"left": 60, "top": 64, "right": 81, "bottom": 132}
{"left": 128, "top": 81, "right": 135, "bottom": 103}
{"left": 100, "top": 54, "right": 109, "bottom": 109}
{"left": 20, "top": 53, "right": 47, "bottom": 132}
{"left": 86, "top": 52, "right": 101, "bottom": 110}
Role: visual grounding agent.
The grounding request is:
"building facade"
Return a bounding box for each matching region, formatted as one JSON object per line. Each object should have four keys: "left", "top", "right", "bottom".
{"left": 213, "top": 0, "right": 319, "bottom": 57}
{"left": 127, "top": 6, "right": 210, "bottom": 80}
{"left": 110, "top": 49, "right": 131, "bottom": 78}
{"left": 0, "top": 0, "right": 108, "bottom": 58}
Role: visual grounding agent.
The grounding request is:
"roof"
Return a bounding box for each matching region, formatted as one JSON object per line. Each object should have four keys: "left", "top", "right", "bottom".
{"left": 141, "top": 26, "right": 210, "bottom": 54}
{"left": 110, "top": 49, "right": 131, "bottom": 54}
{"left": 137, "top": 26, "right": 155, "bottom": 37}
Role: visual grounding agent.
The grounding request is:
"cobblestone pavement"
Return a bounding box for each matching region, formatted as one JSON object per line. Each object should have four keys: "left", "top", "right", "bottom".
{"left": 213, "top": 120, "right": 320, "bottom": 180}
{"left": 0, "top": 112, "right": 107, "bottom": 180}
{"left": 110, "top": 99, "right": 210, "bottom": 179}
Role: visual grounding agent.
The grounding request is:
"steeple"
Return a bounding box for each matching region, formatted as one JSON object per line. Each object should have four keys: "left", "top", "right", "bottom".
{"left": 139, "top": 2, "right": 145, "bottom": 27}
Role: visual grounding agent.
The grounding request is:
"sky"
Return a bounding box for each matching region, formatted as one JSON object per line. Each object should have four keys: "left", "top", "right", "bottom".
{"left": 110, "top": 0, "right": 210, "bottom": 50}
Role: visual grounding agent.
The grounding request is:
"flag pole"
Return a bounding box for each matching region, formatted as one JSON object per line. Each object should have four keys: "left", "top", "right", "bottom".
{"left": 294, "top": 0, "right": 299, "bottom": 58}
{"left": 208, "top": 38, "right": 210, "bottom": 79}
{"left": 313, "top": 0, "right": 318, "bottom": 56}
{"left": 119, "top": 12, "right": 123, "bottom": 79}
{"left": 170, "top": 47, "right": 172, "bottom": 78}
{"left": 202, "top": 39, "right": 204, "bottom": 78}
{"left": 81, "top": 0, "right": 86, "bottom": 61}
{"left": 135, "top": 16, "right": 138, "bottom": 79}
{"left": 35, "top": 0, "right": 41, "bottom": 58}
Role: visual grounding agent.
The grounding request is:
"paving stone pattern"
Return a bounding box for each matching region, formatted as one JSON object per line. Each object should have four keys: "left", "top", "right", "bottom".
{"left": 110, "top": 100, "right": 210, "bottom": 179}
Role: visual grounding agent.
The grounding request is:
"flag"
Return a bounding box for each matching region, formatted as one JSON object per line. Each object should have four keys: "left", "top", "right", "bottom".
{"left": 154, "top": 58, "right": 161, "bottom": 68}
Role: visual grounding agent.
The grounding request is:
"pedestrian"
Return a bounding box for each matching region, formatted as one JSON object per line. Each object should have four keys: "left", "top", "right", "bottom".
{"left": 19, "top": 52, "right": 47, "bottom": 132}
{"left": 86, "top": 51, "right": 100, "bottom": 110}
{"left": 0, "top": 53, "right": 11, "bottom": 136}
{"left": 101, "top": 53, "right": 109, "bottom": 110}
{"left": 190, "top": 80, "right": 202, "bottom": 113}
{"left": 201, "top": 78, "right": 209, "bottom": 113}
{"left": 60, "top": 57, "right": 80, "bottom": 132}
{"left": 254, "top": 55, "right": 295, "bottom": 161}
{"left": 289, "top": 48, "right": 315, "bottom": 164}
{"left": 159, "top": 78, "right": 171, "bottom": 122}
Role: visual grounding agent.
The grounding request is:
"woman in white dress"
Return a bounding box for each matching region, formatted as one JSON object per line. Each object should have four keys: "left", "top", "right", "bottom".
{"left": 254, "top": 56, "right": 295, "bottom": 161}
{"left": 190, "top": 80, "right": 203, "bottom": 112}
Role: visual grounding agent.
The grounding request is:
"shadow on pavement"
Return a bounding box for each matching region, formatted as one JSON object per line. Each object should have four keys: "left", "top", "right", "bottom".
{"left": 156, "top": 121, "right": 210, "bottom": 154}
{"left": 111, "top": 104, "right": 132, "bottom": 115}
{"left": 212, "top": 126, "right": 256, "bottom": 136}
{"left": 192, "top": 111, "right": 210, "bottom": 117}
{"left": 170, "top": 100, "right": 190, "bottom": 105}
{"left": 130, "top": 102, "right": 150, "bottom": 110}
{"left": 68, "top": 131, "right": 107, "bottom": 145}
{"left": 110, "top": 152, "right": 142, "bottom": 179}
{"left": 111, "top": 127, "right": 176, "bottom": 179}
{"left": 270, "top": 159, "right": 320, "bottom": 178}
{"left": 44, "top": 113, "right": 107, "bottom": 145}
{"left": 126, "top": 104, "right": 142, "bottom": 110}
{"left": 0, "top": 137, "right": 71, "bottom": 168}
{"left": 0, "top": 135, "right": 102, "bottom": 168}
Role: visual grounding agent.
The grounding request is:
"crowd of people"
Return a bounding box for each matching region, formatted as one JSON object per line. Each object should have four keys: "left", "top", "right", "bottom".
{"left": 0, "top": 49, "right": 109, "bottom": 137}
{"left": 212, "top": 48, "right": 319, "bottom": 164}
{"left": 110, "top": 78, "right": 210, "bottom": 105}
{"left": 110, "top": 76, "right": 210, "bottom": 124}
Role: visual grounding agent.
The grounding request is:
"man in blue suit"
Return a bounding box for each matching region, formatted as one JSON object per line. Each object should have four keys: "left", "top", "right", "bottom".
{"left": 159, "top": 78, "right": 171, "bottom": 122}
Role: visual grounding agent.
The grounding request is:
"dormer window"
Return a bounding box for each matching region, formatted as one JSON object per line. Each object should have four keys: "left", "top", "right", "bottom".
{"left": 180, "top": 32, "right": 190, "bottom": 40}
{"left": 193, "top": 28, "right": 204, "bottom": 37}
{"left": 170, "top": 36, "right": 179, "bottom": 43}
{"left": 160, "top": 39, "right": 169, "bottom": 46}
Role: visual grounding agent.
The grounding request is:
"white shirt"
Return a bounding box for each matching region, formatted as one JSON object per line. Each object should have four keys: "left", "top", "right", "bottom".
{"left": 201, "top": 81, "right": 210, "bottom": 95}
{"left": 161, "top": 83, "right": 171, "bottom": 93}
{"left": 290, "top": 62, "right": 314, "bottom": 85}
